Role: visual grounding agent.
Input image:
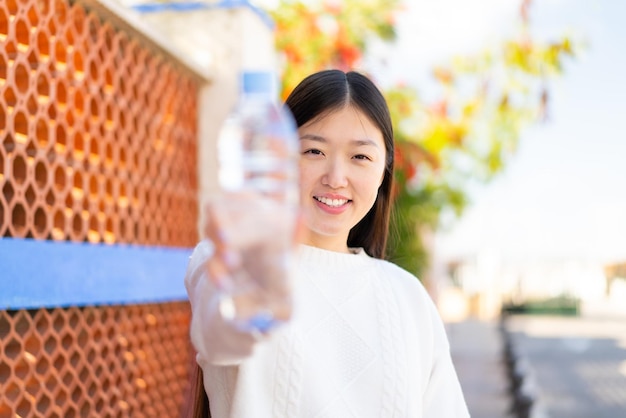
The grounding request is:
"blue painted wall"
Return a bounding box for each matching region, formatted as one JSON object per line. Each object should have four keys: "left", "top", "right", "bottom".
{"left": 0, "top": 238, "right": 192, "bottom": 309}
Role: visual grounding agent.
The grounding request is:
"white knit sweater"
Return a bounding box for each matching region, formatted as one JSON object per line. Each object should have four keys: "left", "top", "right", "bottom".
{"left": 185, "top": 241, "right": 470, "bottom": 418}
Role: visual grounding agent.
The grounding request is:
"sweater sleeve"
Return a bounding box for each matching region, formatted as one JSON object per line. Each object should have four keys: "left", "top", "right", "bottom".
{"left": 184, "top": 240, "right": 260, "bottom": 366}
{"left": 422, "top": 300, "right": 471, "bottom": 417}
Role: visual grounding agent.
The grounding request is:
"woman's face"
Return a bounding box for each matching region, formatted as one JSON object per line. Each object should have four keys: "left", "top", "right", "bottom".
{"left": 298, "top": 105, "right": 387, "bottom": 253}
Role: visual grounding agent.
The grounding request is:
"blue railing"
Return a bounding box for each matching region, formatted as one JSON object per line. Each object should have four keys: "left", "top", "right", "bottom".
{"left": 132, "top": 0, "right": 274, "bottom": 29}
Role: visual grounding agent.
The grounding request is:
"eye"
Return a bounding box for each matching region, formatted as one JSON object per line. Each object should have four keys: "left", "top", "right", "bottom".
{"left": 303, "top": 148, "right": 324, "bottom": 156}
{"left": 353, "top": 154, "right": 371, "bottom": 161}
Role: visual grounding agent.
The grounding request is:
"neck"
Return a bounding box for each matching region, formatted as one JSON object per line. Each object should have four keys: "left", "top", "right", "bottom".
{"left": 302, "top": 234, "right": 351, "bottom": 254}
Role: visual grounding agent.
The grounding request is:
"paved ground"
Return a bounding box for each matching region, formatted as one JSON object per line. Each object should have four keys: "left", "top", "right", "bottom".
{"left": 447, "top": 315, "right": 626, "bottom": 418}
{"left": 505, "top": 315, "right": 626, "bottom": 418}
{"left": 447, "top": 319, "right": 512, "bottom": 418}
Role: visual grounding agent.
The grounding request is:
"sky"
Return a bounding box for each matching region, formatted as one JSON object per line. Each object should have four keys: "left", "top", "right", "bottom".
{"left": 369, "top": 0, "right": 626, "bottom": 266}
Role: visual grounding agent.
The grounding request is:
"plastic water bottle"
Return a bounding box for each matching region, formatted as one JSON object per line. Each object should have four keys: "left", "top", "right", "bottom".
{"left": 214, "top": 70, "right": 299, "bottom": 334}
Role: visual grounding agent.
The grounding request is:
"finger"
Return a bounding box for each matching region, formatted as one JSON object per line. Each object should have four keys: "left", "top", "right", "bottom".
{"left": 206, "top": 254, "right": 229, "bottom": 288}
{"left": 204, "top": 201, "right": 224, "bottom": 245}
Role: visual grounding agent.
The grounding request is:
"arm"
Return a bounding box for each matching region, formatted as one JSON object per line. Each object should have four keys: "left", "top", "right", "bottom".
{"left": 422, "top": 303, "right": 471, "bottom": 417}
{"left": 185, "top": 240, "right": 260, "bottom": 366}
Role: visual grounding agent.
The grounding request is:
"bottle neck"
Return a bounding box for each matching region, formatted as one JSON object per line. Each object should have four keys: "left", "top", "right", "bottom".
{"left": 242, "top": 90, "right": 275, "bottom": 102}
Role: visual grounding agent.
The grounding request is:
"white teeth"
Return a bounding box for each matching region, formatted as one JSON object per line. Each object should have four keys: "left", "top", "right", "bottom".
{"left": 315, "top": 196, "right": 348, "bottom": 207}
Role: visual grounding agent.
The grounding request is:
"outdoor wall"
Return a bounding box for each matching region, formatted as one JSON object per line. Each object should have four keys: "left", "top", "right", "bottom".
{"left": 0, "top": 0, "right": 275, "bottom": 416}
{"left": 131, "top": 0, "right": 278, "bottom": 233}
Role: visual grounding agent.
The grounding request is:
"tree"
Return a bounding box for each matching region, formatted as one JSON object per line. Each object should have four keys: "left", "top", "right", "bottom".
{"left": 268, "top": 0, "right": 577, "bottom": 279}
{"left": 271, "top": 0, "right": 398, "bottom": 99}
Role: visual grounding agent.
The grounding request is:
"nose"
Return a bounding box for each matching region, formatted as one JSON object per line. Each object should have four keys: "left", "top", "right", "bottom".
{"left": 322, "top": 158, "right": 348, "bottom": 189}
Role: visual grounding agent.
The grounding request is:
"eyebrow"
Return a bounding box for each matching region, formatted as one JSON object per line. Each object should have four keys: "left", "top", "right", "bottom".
{"left": 299, "top": 134, "right": 380, "bottom": 148}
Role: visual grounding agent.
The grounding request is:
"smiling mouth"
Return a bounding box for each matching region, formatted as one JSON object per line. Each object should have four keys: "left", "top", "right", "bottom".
{"left": 314, "top": 196, "right": 350, "bottom": 207}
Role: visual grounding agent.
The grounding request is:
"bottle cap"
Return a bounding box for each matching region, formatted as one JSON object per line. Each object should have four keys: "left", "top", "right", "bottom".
{"left": 242, "top": 71, "right": 273, "bottom": 95}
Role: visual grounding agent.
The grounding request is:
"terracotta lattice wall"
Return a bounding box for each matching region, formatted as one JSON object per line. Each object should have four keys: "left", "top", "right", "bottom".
{"left": 0, "top": 0, "right": 198, "bottom": 245}
{"left": 0, "top": 304, "right": 192, "bottom": 417}
{"left": 1, "top": 0, "right": 200, "bottom": 415}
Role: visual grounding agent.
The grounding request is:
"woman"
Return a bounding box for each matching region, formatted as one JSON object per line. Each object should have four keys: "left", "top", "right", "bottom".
{"left": 184, "top": 70, "right": 469, "bottom": 417}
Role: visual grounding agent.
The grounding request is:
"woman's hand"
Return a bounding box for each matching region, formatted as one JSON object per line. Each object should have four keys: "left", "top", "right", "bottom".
{"left": 201, "top": 193, "right": 304, "bottom": 332}
{"left": 202, "top": 200, "right": 240, "bottom": 290}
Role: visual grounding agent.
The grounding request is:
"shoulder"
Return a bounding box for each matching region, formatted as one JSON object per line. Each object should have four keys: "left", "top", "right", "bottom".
{"left": 369, "top": 257, "right": 440, "bottom": 315}
{"left": 373, "top": 256, "right": 417, "bottom": 279}
{"left": 370, "top": 256, "right": 427, "bottom": 293}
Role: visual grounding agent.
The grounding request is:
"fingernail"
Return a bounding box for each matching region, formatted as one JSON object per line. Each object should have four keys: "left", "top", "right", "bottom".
{"left": 224, "top": 250, "right": 241, "bottom": 268}
{"left": 217, "top": 228, "right": 228, "bottom": 243}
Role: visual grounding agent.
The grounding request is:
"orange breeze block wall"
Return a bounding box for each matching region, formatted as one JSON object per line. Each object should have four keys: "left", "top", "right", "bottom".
{"left": 0, "top": 0, "right": 198, "bottom": 245}
{"left": 1, "top": 0, "right": 201, "bottom": 416}
{"left": 0, "top": 303, "right": 192, "bottom": 417}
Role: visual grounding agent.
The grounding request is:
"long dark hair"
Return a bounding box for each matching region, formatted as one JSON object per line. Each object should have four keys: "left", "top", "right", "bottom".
{"left": 184, "top": 70, "right": 395, "bottom": 418}
{"left": 183, "top": 356, "right": 209, "bottom": 418}
{"left": 285, "top": 69, "right": 395, "bottom": 259}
